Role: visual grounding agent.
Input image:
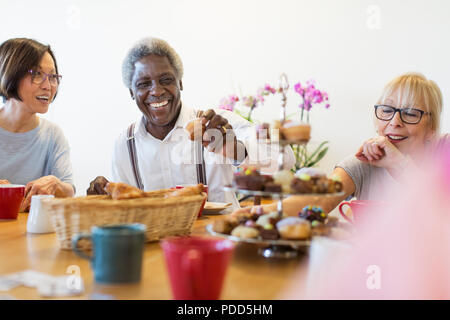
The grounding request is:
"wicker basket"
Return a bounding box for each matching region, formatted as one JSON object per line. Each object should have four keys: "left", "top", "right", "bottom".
{"left": 41, "top": 189, "right": 206, "bottom": 250}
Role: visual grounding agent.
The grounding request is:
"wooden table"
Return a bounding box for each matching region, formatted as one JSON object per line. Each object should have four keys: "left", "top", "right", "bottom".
{"left": 0, "top": 212, "right": 307, "bottom": 300}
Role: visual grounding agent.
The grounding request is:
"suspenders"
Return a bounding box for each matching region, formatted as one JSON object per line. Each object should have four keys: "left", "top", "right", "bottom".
{"left": 127, "top": 123, "right": 144, "bottom": 190}
{"left": 126, "top": 122, "right": 208, "bottom": 190}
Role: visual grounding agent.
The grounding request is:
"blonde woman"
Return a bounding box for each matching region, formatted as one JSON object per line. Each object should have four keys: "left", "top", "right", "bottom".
{"left": 251, "top": 72, "right": 447, "bottom": 215}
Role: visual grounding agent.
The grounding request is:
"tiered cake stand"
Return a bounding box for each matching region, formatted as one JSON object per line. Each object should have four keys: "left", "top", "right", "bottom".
{"left": 209, "top": 74, "right": 343, "bottom": 258}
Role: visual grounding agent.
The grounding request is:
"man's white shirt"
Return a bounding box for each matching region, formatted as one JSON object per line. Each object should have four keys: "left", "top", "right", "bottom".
{"left": 111, "top": 104, "right": 295, "bottom": 209}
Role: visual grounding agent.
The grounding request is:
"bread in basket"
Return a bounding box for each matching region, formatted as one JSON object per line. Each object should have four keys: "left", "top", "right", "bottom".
{"left": 41, "top": 183, "right": 207, "bottom": 250}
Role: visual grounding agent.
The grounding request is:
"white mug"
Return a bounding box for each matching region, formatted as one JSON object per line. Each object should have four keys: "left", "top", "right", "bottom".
{"left": 26, "top": 195, "right": 55, "bottom": 234}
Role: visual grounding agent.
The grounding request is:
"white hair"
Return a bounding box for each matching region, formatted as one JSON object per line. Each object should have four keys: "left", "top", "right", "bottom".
{"left": 122, "top": 37, "right": 183, "bottom": 88}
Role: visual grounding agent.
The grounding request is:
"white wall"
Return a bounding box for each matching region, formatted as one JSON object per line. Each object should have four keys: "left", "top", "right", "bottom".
{"left": 1, "top": 0, "right": 449, "bottom": 195}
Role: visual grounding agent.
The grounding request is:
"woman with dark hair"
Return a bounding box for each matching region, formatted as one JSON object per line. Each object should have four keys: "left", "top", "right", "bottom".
{"left": 0, "top": 38, "right": 74, "bottom": 211}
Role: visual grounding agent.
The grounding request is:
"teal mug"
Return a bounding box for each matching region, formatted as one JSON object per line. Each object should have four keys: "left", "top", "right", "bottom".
{"left": 72, "top": 224, "right": 146, "bottom": 284}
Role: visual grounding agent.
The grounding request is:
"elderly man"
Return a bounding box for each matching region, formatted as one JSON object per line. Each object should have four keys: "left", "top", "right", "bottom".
{"left": 88, "top": 37, "right": 294, "bottom": 208}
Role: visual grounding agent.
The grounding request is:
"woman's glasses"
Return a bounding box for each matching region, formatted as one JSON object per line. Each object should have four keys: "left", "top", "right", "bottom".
{"left": 374, "top": 105, "right": 429, "bottom": 124}
{"left": 28, "top": 70, "right": 62, "bottom": 86}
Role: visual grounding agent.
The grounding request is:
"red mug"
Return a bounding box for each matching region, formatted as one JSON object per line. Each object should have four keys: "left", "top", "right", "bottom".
{"left": 0, "top": 184, "right": 25, "bottom": 220}
{"left": 338, "top": 200, "right": 385, "bottom": 224}
{"left": 161, "top": 236, "right": 235, "bottom": 300}
{"left": 175, "top": 184, "right": 208, "bottom": 217}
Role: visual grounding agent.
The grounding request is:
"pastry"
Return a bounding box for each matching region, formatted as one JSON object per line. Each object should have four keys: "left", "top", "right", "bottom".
{"left": 299, "top": 205, "right": 327, "bottom": 222}
{"left": 295, "top": 167, "right": 326, "bottom": 180}
{"left": 313, "top": 177, "right": 333, "bottom": 193}
{"left": 105, "top": 182, "right": 145, "bottom": 200}
{"left": 167, "top": 184, "right": 204, "bottom": 197}
{"left": 276, "top": 217, "right": 311, "bottom": 240}
{"left": 290, "top": 174, "right": 314, "bottom": 194}
{"left": 185, "top": 118, "right": 205, "bottom": 141}
{"left": 255, "top": 211, "right": 282, "bottom": 227}
{"left": 264, "top": 182, "right": 282, "bottom": 193}
{"left": 231, "top": 226, "right": 259, "bottom": 239}
{"left": 229, "top": 211, "right": 253, "bottom": 225}
{"left": 273, "top": 170, "right": 294, "bottom": 193}
{"left": 280, "top": 121, "right": 311, "bottom": 142}
{"left": 260, "top": 224, "right": 280, "bottom": 240}
{"left": 213, "top": 218, "right": 237, "bottom": 235}
{"left": 233, "top": 167, "right": 265, "bottom": 191}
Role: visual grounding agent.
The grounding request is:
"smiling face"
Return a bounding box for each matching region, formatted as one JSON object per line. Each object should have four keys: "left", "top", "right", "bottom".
{"left": 130, "top": 54, "right": 183, "bottom": 131}
{"left": 16, "top": 52, "right": 57, "bottom": 114}
{"left": 376, "top": 93, "right": 434, "bottom": 155}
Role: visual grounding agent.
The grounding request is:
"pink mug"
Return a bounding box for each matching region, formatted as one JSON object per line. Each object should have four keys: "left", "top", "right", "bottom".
{"left": 0, "top": 184, "right": 25, "bottom": 220}
{"left": 161, "top": 236, "right": 235, "bottom": 300}
{"left": 339, "top": 200, "right": 386, "bottom": 224}
{"left": 175, "top": 184, "right": 208, "bottom": 217}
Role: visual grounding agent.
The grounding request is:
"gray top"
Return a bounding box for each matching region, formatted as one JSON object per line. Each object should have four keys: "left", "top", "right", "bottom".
{"left": 0, "top": 118, "right": 74, "bottom": 189}
{"left": 335, "top": 155, "right": 396, "bottom": 201}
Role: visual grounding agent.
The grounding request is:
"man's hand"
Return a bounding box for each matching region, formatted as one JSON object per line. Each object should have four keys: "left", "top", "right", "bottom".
{"left": 200, "top": 109, "right": 244, "bottom": 160}
{"left": 20, "top": 175, "right": 68, "bottom": 212}
{"left": 87, "top": 176, "right": 109, "bottom": 195}
{"left": 0, "top": 180, "right": 10, "bottom": 185}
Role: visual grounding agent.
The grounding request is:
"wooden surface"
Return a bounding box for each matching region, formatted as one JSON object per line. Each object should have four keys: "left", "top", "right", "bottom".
{"left": 0, "top": 211, "right": 308, "bottom": 300}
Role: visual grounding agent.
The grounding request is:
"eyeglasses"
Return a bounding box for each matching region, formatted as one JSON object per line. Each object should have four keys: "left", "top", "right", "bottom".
{"left": 28, "top": 70, "right": 62, "bottom": 86}
{"left": 374, "top": 105, "right": 429, "bottom": 125}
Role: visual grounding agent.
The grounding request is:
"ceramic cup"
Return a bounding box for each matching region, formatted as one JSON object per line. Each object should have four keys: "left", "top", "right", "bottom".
{"left": 161, "top": 236, "right": 234, "bottom": 300}
{"left": 339, "top": 200, "right": 386, "bottom": 224}
{"left": 0, "top": 184, "right": 25, "bottom": 220}
{"left": 27, "top": 195, "right": 55, "bottom": 233}
{"left": 72, "top": 224, "right": 146, "bottom": 284}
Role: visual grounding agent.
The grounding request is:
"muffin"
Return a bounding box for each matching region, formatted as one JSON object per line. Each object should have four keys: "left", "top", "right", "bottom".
{"left": 280, "top": 121, "right": 311, "bottom": 142}
{"left": 276, "top": 217, "right": 311, "bottom": 240}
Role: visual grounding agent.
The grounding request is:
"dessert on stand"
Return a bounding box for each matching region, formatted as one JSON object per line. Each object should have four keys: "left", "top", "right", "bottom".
{"left": 207, "top": 74, "right": 348, "bottom": 258}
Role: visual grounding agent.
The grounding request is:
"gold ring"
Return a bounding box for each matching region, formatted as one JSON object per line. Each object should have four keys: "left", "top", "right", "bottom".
{"left": 221, "top": 126, "right": 227, "bottom": 133}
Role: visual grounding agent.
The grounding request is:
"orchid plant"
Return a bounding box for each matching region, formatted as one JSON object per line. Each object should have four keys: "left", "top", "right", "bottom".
{"left": 219, "top": 84, "right": 280, "bottom": 123}
{"left": 219, "top": 78, "right": 331, "bottom": 171}
{"left": 291, "top": 79, "right": 331, "bottom": 171}
{"left": 294, "top": 80, "right": 330, "bottom": 123}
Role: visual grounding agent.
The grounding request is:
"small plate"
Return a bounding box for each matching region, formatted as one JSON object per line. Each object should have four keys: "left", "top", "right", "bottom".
{"left": 203, "top": 202, "right": 232, "bottom": 215}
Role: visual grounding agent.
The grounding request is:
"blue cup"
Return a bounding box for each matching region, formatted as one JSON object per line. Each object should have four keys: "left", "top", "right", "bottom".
{"left": 72, "top": 224, "right": 146, "bottom": 284}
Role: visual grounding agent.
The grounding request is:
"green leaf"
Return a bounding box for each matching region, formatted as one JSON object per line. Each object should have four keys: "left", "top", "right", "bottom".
{"left": 285, "top": 113, "right": 297, "bottom": 120}
{"left": 304, "top": 141, "right": 329, "bottom": 164}
{"left": 306, "top": 147, "right": 328, "bottom": 167}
